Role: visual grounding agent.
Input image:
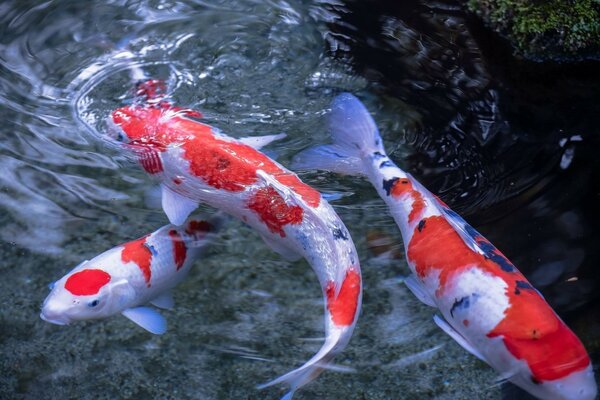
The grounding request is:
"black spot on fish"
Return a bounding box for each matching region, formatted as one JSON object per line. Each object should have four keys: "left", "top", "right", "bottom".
{"left": 417, "top": 219, "right": 426, "bottom": 232}
{"left": 382, "top": 178, "right": 399, "bottom": 196}
{"left": 516, "top": 281, "right": 533, "bottom": 290}
{"left": 531, "top": 376, "right": 542, "bottom": 385}
{"left": 514, "top": 280, "right": 534, "bottom": 295}
{"left": 379, "top": 160, "right": 393, "bottom": 169}
{"left": 449, "top": 293, "right": 480, "bottom": 318}
{"left": 450, "top": 296, "right": 470, "bottom": 318}
{"left": 144, "top": 243, "right": 158, "bottom": 256}
{"left": 332, "top": 227, "right": 349, "bottom": 241}
{"left": 463, "top": 224, "right": 515, "bottom": 272}
{"left": 373, "top": 151, "right": 385, "bottom": 159}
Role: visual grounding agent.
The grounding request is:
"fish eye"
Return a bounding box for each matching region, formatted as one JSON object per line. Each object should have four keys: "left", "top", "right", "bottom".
{"left": 88, "top": 299, "right": 100, "bottom": 308}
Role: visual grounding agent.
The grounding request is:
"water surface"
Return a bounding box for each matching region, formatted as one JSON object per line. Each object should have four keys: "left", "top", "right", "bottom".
{"left": 0, "top": 1, "right": 598, "bottom": 399}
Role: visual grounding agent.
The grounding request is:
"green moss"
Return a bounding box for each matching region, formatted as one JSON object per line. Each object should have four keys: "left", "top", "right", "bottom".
{"left": 468, "top": 0, "right": 600, "bottom": 59}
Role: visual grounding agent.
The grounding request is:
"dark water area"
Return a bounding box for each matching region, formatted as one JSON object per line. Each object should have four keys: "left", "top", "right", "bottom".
{"left": 0, "top": 1, "right": 599, "bottom": 399}
{"left": 326, "top": 0, "right": 600, "bottom": 310}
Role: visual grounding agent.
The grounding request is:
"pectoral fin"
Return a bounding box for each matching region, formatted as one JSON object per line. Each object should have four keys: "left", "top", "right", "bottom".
{"left": 161, "top": 184, "right": 198, "bottom": 226}
{"left": 433, "top": 314, "right": 486, "bottom": 362}
{"left": 122, "top": 306, "right": 167, "bottom": 335}
{"left": 404, "top": 275, "right": 436, "bottom": 307}
{"left": 150, "top": 291, "right": 175, "bottom": 310}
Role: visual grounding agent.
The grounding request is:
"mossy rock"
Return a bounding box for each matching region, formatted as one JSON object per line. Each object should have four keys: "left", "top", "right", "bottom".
{"left": 468, "top": 0, "right": 600, "bottom": 60}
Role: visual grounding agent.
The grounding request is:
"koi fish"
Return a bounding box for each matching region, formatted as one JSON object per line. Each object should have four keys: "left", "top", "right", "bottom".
{"left": 292, "top": 93, "right": 597, "bottom": 400}
{"left": 41, "top": 217, "right": 220, "bottom": 334}
{"left": 107, "top": 81, "right": 362, "bottom": 399}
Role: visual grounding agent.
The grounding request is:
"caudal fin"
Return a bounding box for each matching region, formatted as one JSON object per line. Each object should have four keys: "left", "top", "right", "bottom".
{"left": 291, "top": 93, "right": 383, "bottom": 176}
{"left": 257, "top": 328, "right": 349, "bottom": 399}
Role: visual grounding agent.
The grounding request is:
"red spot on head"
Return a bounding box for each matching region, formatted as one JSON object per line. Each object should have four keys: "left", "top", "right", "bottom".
{"left": 407, "top": 215, "right": 591, "bottom": 381}
{"left": 463, "top": 319, "right": 470, "bottom": 327}
{"left": 325, "top": 268, "right": 361, "bottom": 326}
{"left": 247, "top": 187, "right": 303, "bottom": 237}
{"left": 173, "top": 177, "right": 182, "bottom": 185}
{"left": 121, "top": 235, "right": 153, "bottom": 287}
{"left": 168, "top": 230, "right": 187, "bottom": 270}
{"left": 65, "top": 269, "right": 111, "bottom": 296}
{"left": 391, "top": 178, "right": 425, "bottom": 223}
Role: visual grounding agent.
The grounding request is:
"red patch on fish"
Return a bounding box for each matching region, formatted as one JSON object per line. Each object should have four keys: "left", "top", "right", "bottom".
{"left": 325, "top": 268, "right": 361, "bottom": 326}
{"left": 121, "top": 235, "right": 153, "bottom": 286}
{"left": 168, "top": 230, "right": 187, "bottom": 270}
{"left": 408, "top": 215, "right": 591, "bottom": 381}
{"left": 186, "top": 220, "right": 213, "bottom": 234}
{"left": 487, "top": 289, "right": 590, "bottom": 381}
{"left": 65, "top": 269, "right": 111, "bottom": 296}
{"left": 111, "top": 104, "right": 321, "bottom": 207}
{"left": 390, "top": 178, "right": 425, "bottom": 223}
{"left": 247, "top": 187, "right": 303, "bottom": 237}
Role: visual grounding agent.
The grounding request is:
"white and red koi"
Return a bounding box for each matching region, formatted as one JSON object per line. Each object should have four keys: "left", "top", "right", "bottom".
{"left": 292, "top": 93, "right": 597, "bottom": 400}
{"left": 41, "top": 217, "right": 219, "bottom": 334}
{"left": 108, "top": 81, "right": 362, "bottom": 399}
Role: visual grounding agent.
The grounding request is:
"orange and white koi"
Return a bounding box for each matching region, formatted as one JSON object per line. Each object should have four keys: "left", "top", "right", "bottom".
{"left": 108, "top": 81, "right": 362, "bottom": 399}
{"left": 292, "top": 93, "right": 597, "bottom": 400}
{"left": 41, "top": 217, "right": 219, "bottom": 334}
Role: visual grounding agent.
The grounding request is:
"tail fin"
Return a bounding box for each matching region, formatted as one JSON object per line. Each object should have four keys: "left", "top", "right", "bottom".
{"left": 257, "top": 327, "right": 349, "bottom": 399}
{"left": 291, "top": 93, "right": 383, "bottom": 176}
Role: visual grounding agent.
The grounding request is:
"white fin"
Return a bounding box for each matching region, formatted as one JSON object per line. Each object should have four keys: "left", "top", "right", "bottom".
{"left": 404, "top": 275, "right": 436, "bottom": 307}
{"left": 161, "top": 184, "right": 198, "bottom": 226}
{"left": 291, "top": 145, "right": 365, "bottom": 176}
{"left": 260, "top": 234, "right": 302, "bottom": 262}
{"left": 320, "top": 191, "right": 347, "bottom": 202}
{"left": 291, "top": 93, "right": 383, "bottom": 176}
{"left": 150, "top": 291, "right": 174, "bottom": 310}
{"left": 433, "top": 315, "right": 486, "bottom": 362}
{"left": 238, "top": 133, "right": 286, "bottom": 149}
{"left": 257, "top": 328, "right": 344, "bottom": 398}
{"left": 122, "top": 306, "right": 167, "bottom": 335}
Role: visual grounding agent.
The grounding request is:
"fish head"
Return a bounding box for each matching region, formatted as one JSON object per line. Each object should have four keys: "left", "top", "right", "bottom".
{"left": 41, "top": 268, "right": 134, "bottom": 325}
{"left": 509, "top": 361, "right": 597, "bottom": 400}
{"left": 107, "top": 105, "right": 162, "bottom": 144}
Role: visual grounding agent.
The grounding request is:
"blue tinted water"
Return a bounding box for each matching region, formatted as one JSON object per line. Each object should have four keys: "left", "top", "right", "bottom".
{"left": 0, "top": 1, "right": 597, "bottom": 399}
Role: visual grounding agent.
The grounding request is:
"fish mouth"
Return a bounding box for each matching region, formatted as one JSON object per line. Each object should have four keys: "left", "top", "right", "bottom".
{"left": 40, "top": 312, "right": 70, "bottom": 326}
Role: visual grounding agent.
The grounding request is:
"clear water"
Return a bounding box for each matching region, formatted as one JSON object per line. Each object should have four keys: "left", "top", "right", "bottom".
{"left": 0, "top": 1, "right": 598, "bottom": 399}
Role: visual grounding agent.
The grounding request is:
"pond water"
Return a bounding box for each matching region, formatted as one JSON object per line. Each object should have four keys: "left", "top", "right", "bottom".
{"left": 0, "top": 1, "right": 598, "bottom": 399}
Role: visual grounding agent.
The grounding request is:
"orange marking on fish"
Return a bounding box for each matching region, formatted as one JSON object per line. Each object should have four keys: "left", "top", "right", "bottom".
{"left": 65, "top": 269, "right": 111, "bottom": 296}
{"left": 121, "top": 235, "right": 153, "bottom": 287}
{"left": 407, "top": 215, "right": 591, "bottom": 381}
{"left": 326, "top": 268, "right": 361, "bottom": 326}
{"left": 390, "top": 178, "right": 425, "bottom": 223}
{"left": 247, "top": 187, "right": 303, "bottom": 237}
